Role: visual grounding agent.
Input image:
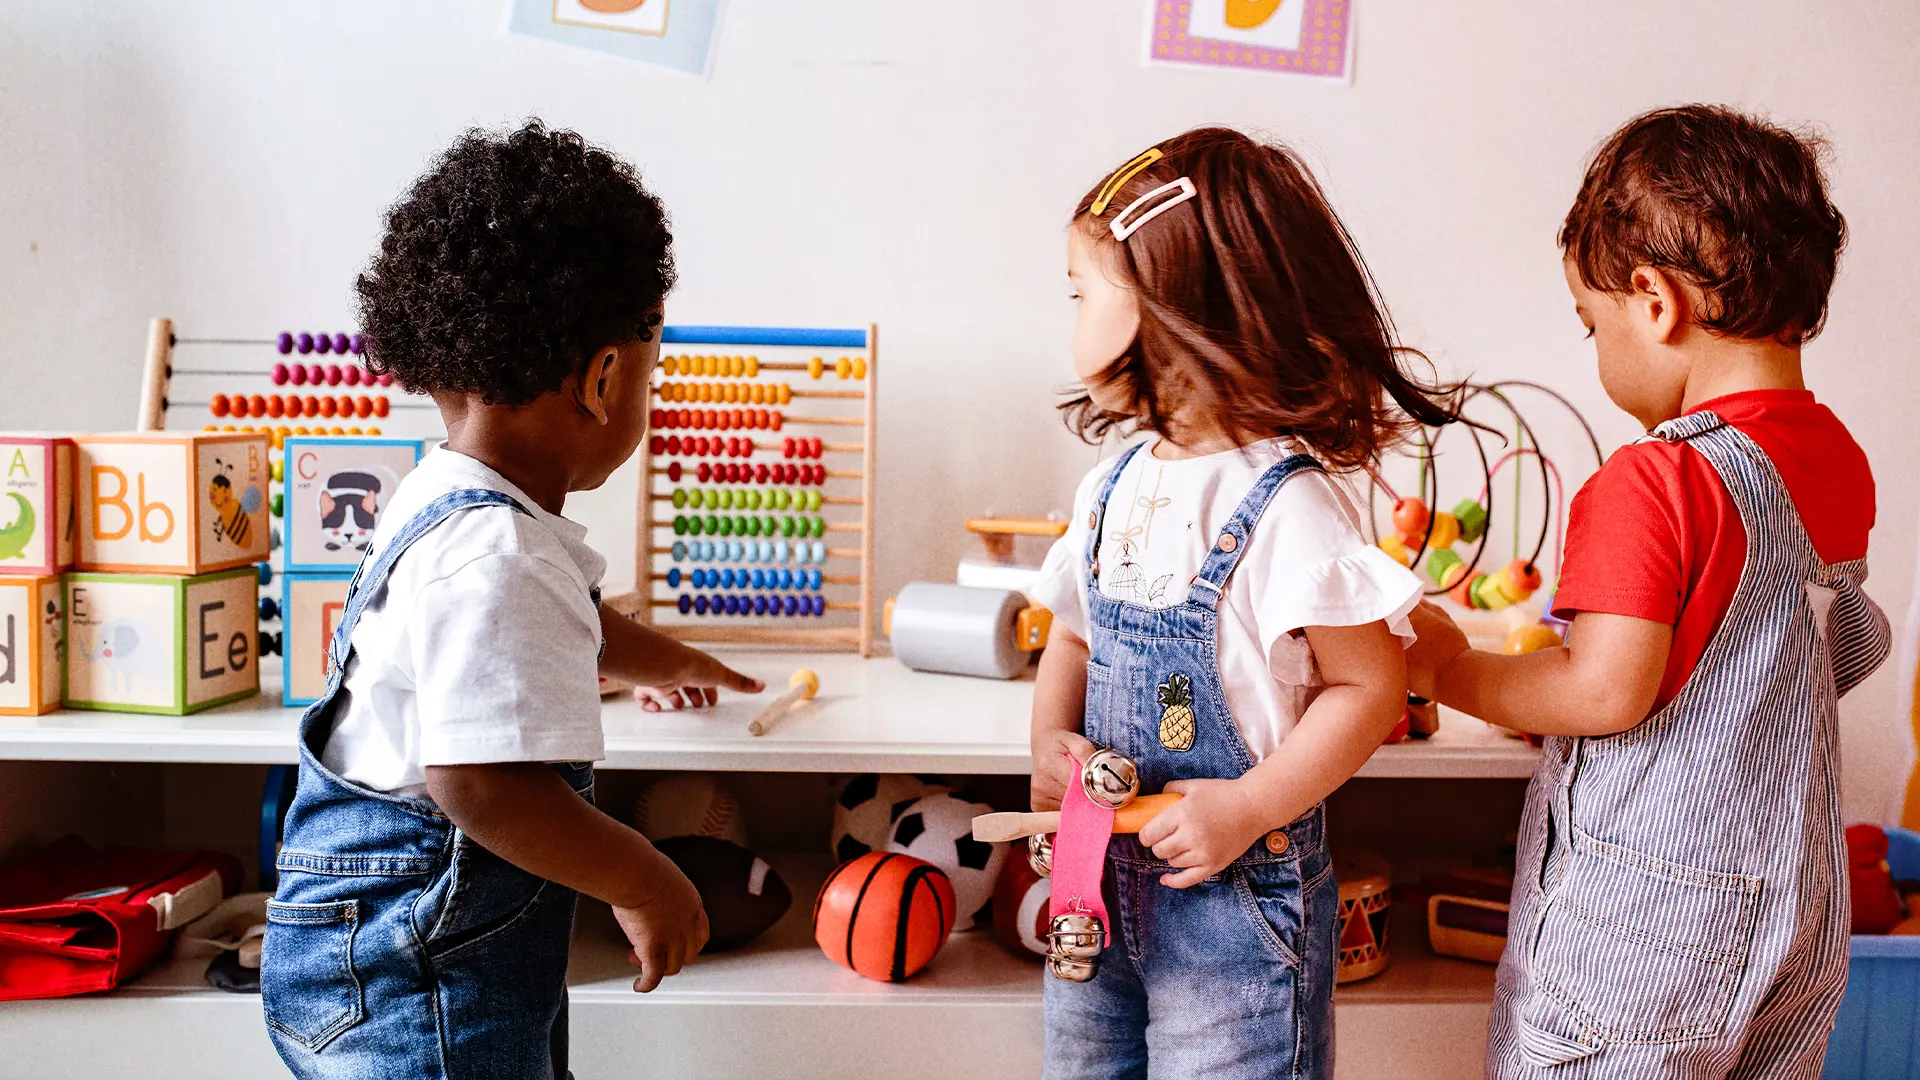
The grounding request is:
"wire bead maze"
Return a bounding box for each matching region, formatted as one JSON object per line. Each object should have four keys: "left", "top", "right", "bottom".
{"left": 1367, "top": 381, "right": 1605, "bottom": 653}
{"left": 136, "top": 317, "right": 444, "bottom": 444}
{"left": 637, "top": 325, "right": 878, "bottom": 656}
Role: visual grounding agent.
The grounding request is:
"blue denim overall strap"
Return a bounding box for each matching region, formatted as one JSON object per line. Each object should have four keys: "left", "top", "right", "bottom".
{"left": 264, "top": 488, "right": 596, "bottom": 1080}
{"left": 1489, "top": 412, "right": 1892, "bottom": 1079}
{"left": 1047, "top": 444, "right": 1339, "bottom": 1080}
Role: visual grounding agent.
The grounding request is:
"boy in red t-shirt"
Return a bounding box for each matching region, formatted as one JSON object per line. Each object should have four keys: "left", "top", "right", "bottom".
{"left": 1410, "top": 106, "right": 1892, "bottom": 1078}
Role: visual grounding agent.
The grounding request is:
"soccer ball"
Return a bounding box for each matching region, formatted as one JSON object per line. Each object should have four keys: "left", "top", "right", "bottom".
{"left": 887, "top": 792, "right": 1006, "bottom": 931}
{"left": 831, "top": 774, "right": 948, "bottom": 863}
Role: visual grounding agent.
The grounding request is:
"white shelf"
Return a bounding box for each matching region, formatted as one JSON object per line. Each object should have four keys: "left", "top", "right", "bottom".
{"left": 0, "top": 856, "right": 1493, "bottom": 1079}
{"left": 0, "top": 649, "right": 1538, "bottom": 778}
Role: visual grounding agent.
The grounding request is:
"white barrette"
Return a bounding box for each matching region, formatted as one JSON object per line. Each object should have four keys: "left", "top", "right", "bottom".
{"left": 1109, "top": 178, "right": 1197, "bottom": 241}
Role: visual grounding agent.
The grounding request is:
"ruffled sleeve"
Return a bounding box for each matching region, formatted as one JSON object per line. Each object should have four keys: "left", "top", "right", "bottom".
{"left": 1234, "top": 471, "right": 1423, "bottom": 682}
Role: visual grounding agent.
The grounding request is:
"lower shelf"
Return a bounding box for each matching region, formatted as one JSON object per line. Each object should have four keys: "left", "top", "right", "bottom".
{"left": 0, "top": 856, "right": 1496, "bottom": 1078}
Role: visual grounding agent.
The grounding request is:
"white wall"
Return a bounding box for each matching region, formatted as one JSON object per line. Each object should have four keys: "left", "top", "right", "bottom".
{"left": 2, "top": 0, "right": 1915, "bottom": 821}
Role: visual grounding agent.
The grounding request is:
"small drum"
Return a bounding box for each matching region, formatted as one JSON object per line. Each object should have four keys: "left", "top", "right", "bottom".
{"left": 1335, "top": 849, "right": 1392, "bottom": 983}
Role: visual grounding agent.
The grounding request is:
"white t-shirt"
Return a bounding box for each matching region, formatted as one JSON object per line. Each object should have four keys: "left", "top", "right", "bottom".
{"left": 1030, "top": 438, "right": 1421, "bottom": 761}
{"left": 320, "top": 449, "right": 608, "bottom": 798}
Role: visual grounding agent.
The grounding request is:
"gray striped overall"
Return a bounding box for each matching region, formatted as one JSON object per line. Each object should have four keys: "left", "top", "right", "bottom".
{"left": 1487, "top": 412, "right": 1891, "bottom": 1078}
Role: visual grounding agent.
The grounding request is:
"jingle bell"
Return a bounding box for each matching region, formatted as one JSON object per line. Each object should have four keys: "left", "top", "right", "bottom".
{"left": 1049, "top": 911, "right": 1105, "bottom": 962}
{"left": 1081, "top": 749, "right": 1140, "bottom": 810}
{"left": 1028, "top": 832, "right": 1053, "bottom": 878}
{"left": 1047, "top": 954, "right": 1098, "bottom": 983}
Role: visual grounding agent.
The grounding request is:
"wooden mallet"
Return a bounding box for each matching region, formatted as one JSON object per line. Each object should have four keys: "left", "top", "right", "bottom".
{"left": 748, "top": 669, "right": 819, "bottom": 737}
{"left": 971, "top": 793, "right": 1182, "bottom": 842}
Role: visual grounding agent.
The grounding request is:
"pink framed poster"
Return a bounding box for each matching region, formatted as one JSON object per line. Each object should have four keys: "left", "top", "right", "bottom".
{"left": 1145, "top": 0, "right": 1354, "bottom": 82}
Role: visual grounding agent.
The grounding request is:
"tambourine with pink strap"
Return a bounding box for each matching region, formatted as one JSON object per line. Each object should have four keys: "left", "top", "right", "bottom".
{"left": 971, "top": 748, "right": 1181, "bottom": 982}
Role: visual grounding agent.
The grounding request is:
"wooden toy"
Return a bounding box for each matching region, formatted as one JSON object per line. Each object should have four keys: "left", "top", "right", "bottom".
{"left": 278, "top": 436, "right": 423, "bottom": 572}
{"left": 0, "top": 437, "right": 76, "bottom": 576}
{"left": 64, "top": 568, "right": 259, "bottom": 714}
{"left": 74, "top": 432, "right": 271, "bottom": 575}
{"left": 885, "top": 583, "right": 1052, "bottom": 680}
{"left": 0, "top": 575, "right": 63, "bottom": 716}
{"left": 1407, "top": 869, "right": 1515, "bottom": 963}
{"left": 886, "top": 792, "right": 1007, "bottom": 931}
{"left": 637, "top": 327, "right": 878, "bottom": 655}
{"left": 955, "top": 516, "right": 1069, "bottom": 593}
{"left": 991, "top": 853, "right": 1051, "bottom": 959}
{"left": 747, "top": 668, "right": 819, "bottom": 736}
{"left": 970, "top": 792, "right": 1182, "bottom": 842}
{"left": 812, "top": 852, "right": 955, "bottom": 982}
{"left": 1335, "top": 850, "right": 1392, "bottom": 983}
{"left": 279, "top": 571, "right": 352, "bottom": 707}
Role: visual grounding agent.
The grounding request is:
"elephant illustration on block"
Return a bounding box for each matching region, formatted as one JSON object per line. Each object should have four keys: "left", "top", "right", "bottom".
{"left": 81, "top": 618, "right": 160, "bottom": 697}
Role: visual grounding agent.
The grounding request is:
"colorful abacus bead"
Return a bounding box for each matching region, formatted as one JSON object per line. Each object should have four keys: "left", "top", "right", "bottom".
{"left": 1391, "top": 498, "right": 1429, "bottom": 541}
{"left": 1448, "top": 573, "right": 1480, "bottom": 609}
{"left": 333, "top": 333, "right": 351, "bottom": 355}
{"left": 277, "top": 332, "right": 295, "bottom": 354}
{"left": 297, "top": 333, "right": 315, "bottom": 354}
{"left": 1426, "top": 548, "right": 1468, "bottom": 589}
{"left": 1452, "top": 499, "right": 1489, "bottom": 544}
{"left": 1426, "top": 512, "right": 1461, "bottom": 550}
{"left": 809, "top": 356, "right": 825, "bottom": 380}
{"left": 1470, "top": 573, "right": 1514, "bottom": 610}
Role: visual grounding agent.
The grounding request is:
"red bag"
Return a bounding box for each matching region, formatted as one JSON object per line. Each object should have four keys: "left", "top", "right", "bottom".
{"left": 0, "top": 835, "right": 241, "bottom": 1000}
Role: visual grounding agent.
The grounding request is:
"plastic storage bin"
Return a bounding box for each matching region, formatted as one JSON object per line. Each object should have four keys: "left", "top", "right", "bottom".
{"left": 1825, "top": 827, "right": 1920, "bottom": 1078}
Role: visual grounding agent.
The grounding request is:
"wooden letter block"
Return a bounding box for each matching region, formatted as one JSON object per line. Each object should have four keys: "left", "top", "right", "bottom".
{"left": 65, "top": 568, "right": 260, "bottom": 714}
{"left": 282, "top": 437, "right": 423, "bottom": 572}
{"left": 282, "top": 572, "right": 351, "bottom": 707}
{"left": 76, "top": 432, "right": 271, "bottom": 574}
{"left": 0, "top": 436, "right": 76, "bottom": 576}
{"left": 0, "top": 575, "right": 63, "bottom": 715}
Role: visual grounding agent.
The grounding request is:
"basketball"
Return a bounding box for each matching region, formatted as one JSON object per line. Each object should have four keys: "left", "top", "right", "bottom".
{"left": 812, "top": 852, "right": 956, "bottom": 982}
{"left": 990, "top": 854, "right": 1050, "bottom": 959}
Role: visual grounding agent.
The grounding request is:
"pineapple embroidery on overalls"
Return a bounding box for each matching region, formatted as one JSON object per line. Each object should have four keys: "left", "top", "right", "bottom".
{"left": 1157, "top": 673, "right": 1196, "bottom": 751}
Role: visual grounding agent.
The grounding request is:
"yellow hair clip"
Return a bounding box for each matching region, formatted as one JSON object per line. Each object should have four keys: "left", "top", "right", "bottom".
{"left": 1091, "top": 147, "right": 1165, "bottom": 216}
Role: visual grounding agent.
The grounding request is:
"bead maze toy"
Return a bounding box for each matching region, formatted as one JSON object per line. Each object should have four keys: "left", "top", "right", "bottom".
{"left": 1368, "top": 381, "right": 1604, "bottom": 653}
{"left": 0, "top": 437, "right": 76, "bottom": 577}
{"left": 637, "top": 326, "right": 878, "bottom": 654}
{"left": 0, "top": 574, "right": 63, "bottom": 716}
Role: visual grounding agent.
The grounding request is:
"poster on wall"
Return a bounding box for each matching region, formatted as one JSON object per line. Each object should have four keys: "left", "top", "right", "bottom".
{"left": 1144, "top": 0, "right": 1354, "bottom": 82}
{"left": 508, "top": 0, "right": 725, "bottom": 75}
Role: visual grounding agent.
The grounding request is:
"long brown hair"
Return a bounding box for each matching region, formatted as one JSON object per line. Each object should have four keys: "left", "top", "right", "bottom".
{"left": 1062, "top": 127, "right": 1457, "bottom": 469}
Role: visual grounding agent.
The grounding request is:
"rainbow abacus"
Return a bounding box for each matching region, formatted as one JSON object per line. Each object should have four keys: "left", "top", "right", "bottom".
{"left": 638, "top": 326, "right": 877, "bottom": 655}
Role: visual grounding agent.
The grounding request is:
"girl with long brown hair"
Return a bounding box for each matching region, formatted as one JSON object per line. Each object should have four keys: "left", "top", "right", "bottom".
{"left": 1026, "top": 127, "right": 1452, "bottom": 1079}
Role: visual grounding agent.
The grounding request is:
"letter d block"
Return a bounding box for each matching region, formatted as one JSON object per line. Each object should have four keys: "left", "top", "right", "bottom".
{"left": 76, "top": 432, "right": 270, "bottom": 574}
{"left": 65, "top": 568, "right": 259, "bottom": 714}
{"left": 0, "top": 436, "right": 76, "bottom": 576}
{"left": 0, "top": 575, "right": 63, "bottom": 716}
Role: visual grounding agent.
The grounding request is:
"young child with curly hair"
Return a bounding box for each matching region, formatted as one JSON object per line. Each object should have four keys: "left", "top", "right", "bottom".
{"left": 261, "top": 121, "right": 762, "bottom": 1080}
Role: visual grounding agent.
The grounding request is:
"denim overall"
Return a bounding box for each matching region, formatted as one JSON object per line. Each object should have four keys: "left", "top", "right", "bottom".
{"left": 1488, "top": 414, "right": 1891, "bottom": 1078}
{"left": 1045, "top": 444, "right": 1340, "bottom": 1080}
{"left": 262, "top": 490, "right": 596, "bottom": 1080}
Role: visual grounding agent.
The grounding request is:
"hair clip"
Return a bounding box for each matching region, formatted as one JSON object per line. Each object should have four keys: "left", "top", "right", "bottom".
{"left": 1091, "top": 147, "right": 1165, "bottom": 216}
{"left": 1109, "top": 178, "right": 1197, "bottom": 241}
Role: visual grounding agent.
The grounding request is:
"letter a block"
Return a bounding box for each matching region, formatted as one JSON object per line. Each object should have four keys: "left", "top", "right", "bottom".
{"left": 0, "top": 435, "right": 76, "bottom": 577}
{"left": 282, "top": 571, "right": 352, "bottom": 707}
{"left": 65, "top": 569, "right": 260, "bottom": 714}
{"left": 75, "top": 432, "right": 271, "bottom": 574}
{"left": 0, "top": 575, "right": 64, "bottom": 716}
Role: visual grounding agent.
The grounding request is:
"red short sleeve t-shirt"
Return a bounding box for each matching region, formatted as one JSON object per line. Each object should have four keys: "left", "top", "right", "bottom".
{"left": 1552, "top": 390, "right": 1875, "bottom": 711}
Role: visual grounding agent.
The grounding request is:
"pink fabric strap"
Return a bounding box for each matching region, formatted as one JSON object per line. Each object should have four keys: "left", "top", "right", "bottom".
{"left": 1049, "top": 752, "right": 1114, "bottom": 944}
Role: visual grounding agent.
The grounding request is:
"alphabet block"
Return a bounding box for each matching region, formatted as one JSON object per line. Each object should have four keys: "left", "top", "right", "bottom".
{"left": 0, "top": 436, "right": 76, "bottom": 576}
{"left": 282, "top": 437, "right": 423, "bottom": 572}
{"left": 65, "top": 568, "right": 260, "bottom": 714}
{"left": 75, "top": 432, "right": 271, "bottom": 574}
{"left": 0, "top": 575, "right": 63, "bottom": 715}
{"left": 281, "top": 571, "right": 351, "bottom": 707}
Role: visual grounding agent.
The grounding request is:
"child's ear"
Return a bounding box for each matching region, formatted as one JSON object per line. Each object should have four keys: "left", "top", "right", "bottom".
{"left": 1628, "top": 265, "right": 1687, "bottom": 345}
{"left": 576, "top": 347, "right": 618, "bottom": 425}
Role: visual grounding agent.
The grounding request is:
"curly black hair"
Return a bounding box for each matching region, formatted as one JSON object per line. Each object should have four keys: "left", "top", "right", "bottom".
{"left": 355, "top": 120, "right": 675, "bottom": 407}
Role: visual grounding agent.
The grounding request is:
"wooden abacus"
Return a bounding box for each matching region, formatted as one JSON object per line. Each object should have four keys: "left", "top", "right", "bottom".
{"left": 137, "top": 317, "right": 438, "bottom": 442}
{"left": 637, "top": 325, "right": 878, "bottom": 656}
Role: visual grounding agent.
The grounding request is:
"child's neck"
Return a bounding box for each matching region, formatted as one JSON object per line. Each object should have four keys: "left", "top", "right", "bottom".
{"left": 1677, "top": 334, "right": 1806, "bottom": 414}
{"left": 438, "top": 396, "right": 576, "bottom": 516}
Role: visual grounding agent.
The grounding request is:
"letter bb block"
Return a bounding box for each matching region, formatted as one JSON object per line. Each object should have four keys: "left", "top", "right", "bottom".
{"left": 76, "top": 432, "right": 270, "bottom": 574}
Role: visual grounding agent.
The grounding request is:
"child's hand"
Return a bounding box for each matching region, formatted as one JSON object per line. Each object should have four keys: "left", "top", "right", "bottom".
{"left": 612, "top": 855, "right": 710, "bottom": 993}
{"left": 1030, "top": 728, "right": 1100, "bottom": 811}
{"left": 1137, "top": 777, "right": 1270, "bottom": 888}
{"left": 635, "top": 648, "right": 765, "bottom": 712}
{"left": 1406, "top": 601, "right": 1470, "bottom": 700}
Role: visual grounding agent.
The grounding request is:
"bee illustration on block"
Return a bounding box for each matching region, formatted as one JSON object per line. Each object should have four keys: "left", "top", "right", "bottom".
{"left": 207, "top": 456, "right": 264, "bottom": 548}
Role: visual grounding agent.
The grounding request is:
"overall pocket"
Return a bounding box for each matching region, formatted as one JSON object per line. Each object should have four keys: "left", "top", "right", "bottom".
{"left": 262, "top": 899, "right": 365, "bottom": 1052}
{"left": 419, "top": 834, "right": 554, "bottom": 963}
{"left": 1232, "top": 849, "right": 1328, "bottom": 969}
{"left": 1528, "top": 831, "right": 1761, "bottom": 1044}
{"left": 1082, "top": 661, "right": 1115, "bottom": 750}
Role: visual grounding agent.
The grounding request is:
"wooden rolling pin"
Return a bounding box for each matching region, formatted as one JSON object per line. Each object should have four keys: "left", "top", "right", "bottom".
{"left": 971, "top": 793, "right": 1182, "bottom": 842}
